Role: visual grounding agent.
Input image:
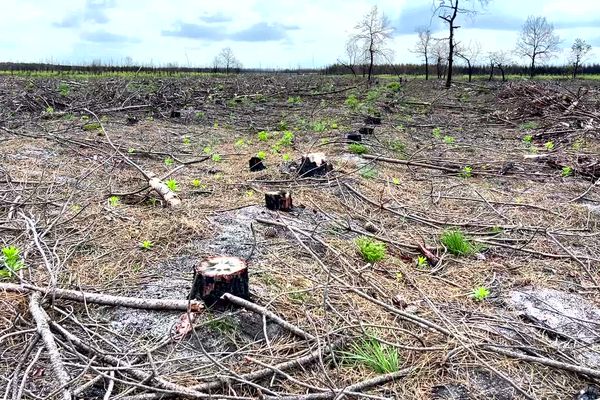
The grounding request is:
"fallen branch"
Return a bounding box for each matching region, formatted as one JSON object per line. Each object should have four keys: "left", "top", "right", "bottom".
{"left": 263, "top": 367, "right": 414, "bottom": 400}
{"left": 1, "top": 283, "right": 204, "bottom": 312}
{"left": 29, "top": 292, "right": 72, "bottom": 400}
{"left": 221, "top": 293, "right": 315, "bottom": 341}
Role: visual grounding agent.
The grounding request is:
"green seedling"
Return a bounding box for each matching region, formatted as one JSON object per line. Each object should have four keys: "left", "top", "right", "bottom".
{"left": 128, "top": 148, "right": 135, "bottom": 154}
{"left": 348, "top": 143, "right": 368, "bottom": 155}
{"left": 282, "top": 153, "right": 291, "bottom": 162}
{"left": 256, "top": 150, "right": 267, "bottom": 160}
{"left": 471, "top": 286, "right": 490, "bottom": 301}
{"left": 45, "top": 106, "right": 54, "bottom": 114}
{"left": 287, "top": 96, "right": 302, "bottom": 104}
{"left": 211, "top": 153, "right": 222, "bottom": 162}
{"left": 561, "top": 166, "right": 573, "bottom": 177}
{"left": 191, "top": 179, "right": 202, "bottom": 188}
{"left": 203, "top": 146, "right": 213, "bottom": 154}
{"left": 544, "top": 141, "right": 555, "bottom": 151}
{"left": 279, "top": 130, "right": 294, "bottom": 146}
{"left": 432, "top": 127, "right": 442, "bottom": 139}
{"left": 182, "top": 136, "right": 191, "bottom": 145}
{"left": 359, "top": 166, "right": 378, "bottom": 179}
{"left": 108, "top": 196, "right": 120, "bottom": 207}
{"left": 416, "top": 255, "right": 429, "bottom": 268}
{"left": 392, "top": 177, "right": 401, "bottom": 185}
{"left": 277, "top": 121, "right": 288, "bottom": 131}
{"left": 522, "top": 134, "right": 533, "bottom": 144}
{"left": 312, "top": 121, "right": 327, "bottom": 132}
{"left": 390, "top": 140, "right": 406, "bottom": 154}
{"left": 165, "top": 179, "right": 179, "bottom": 192}
{"left": 1, "top": 246, "right": 26, "bottom": 278}
{"left": 343, "top": 337, "right": 400, "bottom": 374}
{"left": 257, "top": 131, "right": 269, "bottom": 141}
{"left": 83, "top": 122, "right": 101, "bottom": 131}
{"left": 59, "top": 83, "right": 70, "bottom": 96}
{"left": 345, "top": 94, "right": 360, "bottom": 110}
{"left": 234, "top": 138, "right": 246, "bottom": 148}
{"left": 195, "top": 111, "right": 205, "bottom": 120}
{"left": 164, "top": 157, "right": 174, "bottom": 166}
{"left": 356, "top": 236, "right": 386, "bottom": 263}
{"left": 140, "top": 240, "right": 153, "bottom": 250}
{"left": 442, "top": 135, "right": 455, "bottom": 144}
{"left": 461, "top": 166, "right": 473, "bottom": 178}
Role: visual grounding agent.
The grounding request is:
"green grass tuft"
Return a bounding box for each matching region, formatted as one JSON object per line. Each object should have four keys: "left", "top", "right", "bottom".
{"left": 356, "top": 236, "right": 386, "bottom": 263}
{"left": 343, "top": 337, "right": 400, "bottom": 374}
{"left": 441, "top": 229, "right": 477, "bottom": 256}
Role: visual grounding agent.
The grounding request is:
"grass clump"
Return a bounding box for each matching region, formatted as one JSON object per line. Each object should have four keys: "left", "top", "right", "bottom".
{"left": 356, "top": 236, "right": 386, "bottom": 263}
{"left": 348, "top": 143, "right": 368, "bottom": 155}
{"left": 343, "top": 337, "right": 400, "bottom": 374}
{"left": 441, "top": 229, "right": 476, "bottom": 256}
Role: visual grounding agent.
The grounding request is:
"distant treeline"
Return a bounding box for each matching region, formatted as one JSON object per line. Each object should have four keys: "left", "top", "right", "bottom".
{"left": 1, "top": 61, "right": 600, "bottom": 78}
{"left": 323, "top": 63, "right": 600, "bottom": 78}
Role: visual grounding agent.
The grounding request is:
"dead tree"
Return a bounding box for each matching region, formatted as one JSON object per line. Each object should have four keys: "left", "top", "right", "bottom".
{"left": 489, "top": 51, "right": 511, "bottom": 81}
{"left": 414, "top": 27, "right": 432, "bottom": 80}
{"left": 431, "top": 40, "right": 449, "bottom": 80}
{"left": 337, "top": 38, "right": 362, "bottom": 76}
{"left": 435, "top": 0, "right": 490, "bottom": 87}
{"left": 515, "top": 16, "right": 560, "bottom": 78}
{"left": 456, "top": 41, "right": 481, "bottom": 82}
{"left": 569, "top": 39, "right": 592, "bottom": 79}
{"left": 351, "top": 6, "right": 393, "bottom": 82}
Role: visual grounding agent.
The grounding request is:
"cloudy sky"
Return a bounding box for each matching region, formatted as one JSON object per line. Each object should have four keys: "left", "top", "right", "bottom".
{"left": 1, "top": 0, "right": 598, "bottom": 68}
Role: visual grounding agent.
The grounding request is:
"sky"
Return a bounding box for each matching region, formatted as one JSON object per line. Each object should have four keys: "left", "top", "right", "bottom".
{"left": 0, "top": 0, "right": 598, "bottom": 68}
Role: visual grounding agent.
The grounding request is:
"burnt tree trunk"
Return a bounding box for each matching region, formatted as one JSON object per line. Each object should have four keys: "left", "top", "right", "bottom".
{"left": 298, "top": 153, "right": 333, "bottom": 177}
{"left": 190, "top": 257, "right": 249, "bottom": 307}
{"left": 265, "top": 190, "right": 293, "bottom": 211}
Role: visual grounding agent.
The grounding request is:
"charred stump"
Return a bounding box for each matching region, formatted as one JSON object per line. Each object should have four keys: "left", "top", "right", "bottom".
{"left": 126, "top": 116, "right": 139, "bottom": 125}
{"left": 249, "top": 157, "right": 266, "bottom": 172}
{"left": 359, "top": 126, "right": 374, "bottom": 135}
{"left": 346, "top": 133, "right": 362, "bottom": 142}
{"left": 189, "top": 257, "right": 249, "bottom": 307}
{"left": 265, "top": 190, "right": 293, "bottom": 211}
{"left": 298, "top": 153, "right": 333, "bottom": 177}
{"left": 364, "top": 115, "right": 382, "bottom": 125}
{"left": 170, "top": 110, "right": 181, "bottom": 118}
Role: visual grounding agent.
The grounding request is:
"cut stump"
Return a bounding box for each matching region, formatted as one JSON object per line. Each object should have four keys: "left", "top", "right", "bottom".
{"left": 265, "top": 190, "right": 293, "bottom": 211}
{"left": 249, "top": 157, "right": 266, "bottom": 172}
{"left": 364, "top": 115, "right": 382, "bottom": 125}
{"left": 346, "top": 133, "right": 362, "bottom": 142}
{"left": 359, "top": 126, "right": 375, "bottom": 135}
{"left": 298, "top": 153, "right": 332, "bottom": 177}
{"left": 190, "top": 256, "right": 249, "bottom": 307}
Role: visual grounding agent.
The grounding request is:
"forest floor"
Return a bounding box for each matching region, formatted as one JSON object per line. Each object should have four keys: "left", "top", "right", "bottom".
{"left": 1, "top": 74, "right": 600, "bottom": 399}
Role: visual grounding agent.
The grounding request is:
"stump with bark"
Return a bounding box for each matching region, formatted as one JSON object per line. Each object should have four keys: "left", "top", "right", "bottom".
{"left": 249, "top": 156, "right": 266, "bottom": 172}
{"left": 265, "top": 190, "right": 293, "bottom": 211}
{"left": 190, "top": 257, "right": 249, "bottom": 307}
{"left": 298, "top": 153, "right": 333, "bottom": 177}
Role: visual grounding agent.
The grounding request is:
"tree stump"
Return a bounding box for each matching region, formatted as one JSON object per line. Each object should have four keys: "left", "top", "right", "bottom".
{"left": 347, "top": 133, "right": 362, "bottom": 142}
{"left": 189, "top": 257, "right": 249, "bottom": 307}
{"left": 298, "top": 153, "right": 333, "bottom": 177}
{"left": 359, "top": 126, "right": 374, "bottom": 135}
{"left": 364, "top": 115, "right": 382, "bottom": 125}
{"left": 249, "top": 156, "right": 266, "bottom": 172}
{"left": 170, "top": 110, "right": 181, "bottom": 118}
{"left": 126, "top": 116, "right": 139, "bottom": 125}
{"left": 265, "top": 190, "right": 293, "bottom": 211}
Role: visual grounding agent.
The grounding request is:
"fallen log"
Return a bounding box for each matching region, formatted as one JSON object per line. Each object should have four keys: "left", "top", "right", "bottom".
{"left": 147, "top": 172, "right": 181, "bottom": 207}
{"left": 1, "top": 283, "right": 204, "bottom": 312}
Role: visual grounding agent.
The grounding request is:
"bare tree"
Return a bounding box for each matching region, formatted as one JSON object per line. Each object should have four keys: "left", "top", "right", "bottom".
{"left": 569, "top": 38, "right": 592, "bottom": 79}
{"left": 414, "top": 27, "right": 432, "bottom": 80}
{"left": 455, "top": 40, "right": 481, "bottom": 82}
{"left": 435, "top": 0, "right": 490, "bottom": 88}
{"left": 430, "top": 40, "right": 449, "bottom": 80}
{"left": 352, "top": 6, "right": 393, "bottom": 82}
{"left": 213, "top": 47, "right": 242, "bottom": 74}
{"left": 337, "top": 38, "right": 362, "bottom": 76}
{"left": 488, "top": 51, "right": 511, "bottom": 81}
{"left": 515, "top": 16, "right": 560, "bottom": 78}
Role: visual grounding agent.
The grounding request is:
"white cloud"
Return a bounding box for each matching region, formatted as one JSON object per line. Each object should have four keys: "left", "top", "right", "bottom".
{"left": 0, "top": 0, "right": 598, "bottom": 67}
